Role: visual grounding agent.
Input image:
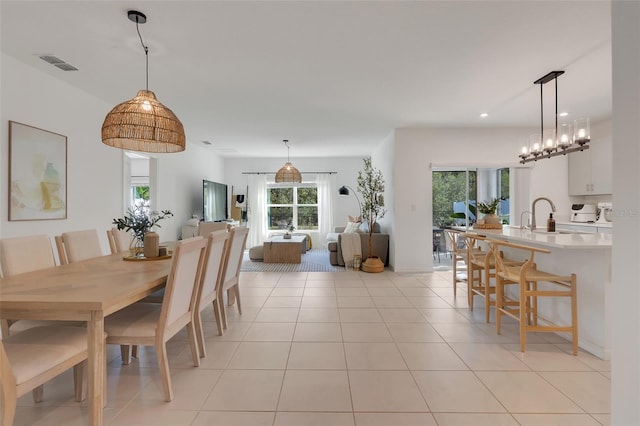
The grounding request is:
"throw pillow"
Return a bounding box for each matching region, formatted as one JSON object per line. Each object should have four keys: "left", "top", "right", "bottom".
{"left": 344, "top": 221, "right": 360, "bottom": 234}
{"left": 348, "top": 215, "right": 362, "bottom": 223}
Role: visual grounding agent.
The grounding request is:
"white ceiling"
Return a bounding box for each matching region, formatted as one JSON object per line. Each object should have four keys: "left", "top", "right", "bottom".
{"left": 1, "top": 1, "right": 612, "bottom": 158}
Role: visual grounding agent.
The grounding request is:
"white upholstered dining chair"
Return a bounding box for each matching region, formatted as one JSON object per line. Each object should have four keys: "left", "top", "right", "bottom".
{"left": 219, "top": 227, "right": 249, "bottom": 329}
{"left": 103, "top": 236, "right": 208, "bottom": 402}
{"left": 0, "top": 326, "right": 88, "bottom": 426}
{"left": 198, "top": 221, "right": 230, "bottom": 236}
{"left": 194, "top": 230, "right": 230, "bottom": 357}
{"left": 55, "top": 229, "right": 103, "bottom": 265}
{"left": 106, "top": 227, "right": 131, "bottom": 254}
{"left": 0, "top": 234, "right": 59, "bottom": 337}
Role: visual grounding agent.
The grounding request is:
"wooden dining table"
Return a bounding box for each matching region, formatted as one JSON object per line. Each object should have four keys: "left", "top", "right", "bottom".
{"left": 0, "top": 252, "right": 172, "bottom": 426}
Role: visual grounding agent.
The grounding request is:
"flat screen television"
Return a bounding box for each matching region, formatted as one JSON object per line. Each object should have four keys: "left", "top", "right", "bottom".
{"left": 202, "top": 180, "right": 228, "bottom": 222}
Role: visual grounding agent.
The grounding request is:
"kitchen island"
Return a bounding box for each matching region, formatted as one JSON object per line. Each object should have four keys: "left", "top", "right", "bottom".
{"left": 463, "top": 226, "right": 612, "bottom": 359}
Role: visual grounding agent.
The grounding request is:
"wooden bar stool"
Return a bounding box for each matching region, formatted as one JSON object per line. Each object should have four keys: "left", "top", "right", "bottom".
{"left": 489, "top": 240, "right": 578, "bottom": 355}
{"left": 443, "top": 229, "right": 482, "bottom": 298}
{"left": 464, "top": 233, "right": 524, "bottom": 323}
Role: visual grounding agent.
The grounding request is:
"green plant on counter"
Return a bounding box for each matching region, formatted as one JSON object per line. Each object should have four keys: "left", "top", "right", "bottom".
{"left": 477, "top": 197, "right": 501, "bottom": 215}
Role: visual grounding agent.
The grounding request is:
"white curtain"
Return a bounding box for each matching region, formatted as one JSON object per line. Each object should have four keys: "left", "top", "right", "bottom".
{"left": 247, "top": 174, "right": 268, "bottom": 249}
{"left": 317, "top": 173, "right": 335, "bottom": 248}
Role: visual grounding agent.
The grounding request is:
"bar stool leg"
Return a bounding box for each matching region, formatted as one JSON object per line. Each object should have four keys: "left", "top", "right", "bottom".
{"left": 519, "top": 277, "right": 527, "bottom": 353}
{"left": 571, "top": 274, "right": 578, "bottom": 355}
{"left": 484, "top": 265, "right": 491, "bottom": 323}
{"left": 495, "top": 273, "right": 503, "bottom": 335}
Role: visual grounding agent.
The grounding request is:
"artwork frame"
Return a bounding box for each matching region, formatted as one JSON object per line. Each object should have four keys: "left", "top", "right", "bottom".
{"left": 9, "top": 121, "right": 67, "bottom": 221}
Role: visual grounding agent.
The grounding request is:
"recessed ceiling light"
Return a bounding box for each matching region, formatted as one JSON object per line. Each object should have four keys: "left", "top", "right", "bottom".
{"left": 559, "top": 112, "right": 569, "bottom": 117}
{"left": 480, "top": 113, "right": 489, "bottom": 118}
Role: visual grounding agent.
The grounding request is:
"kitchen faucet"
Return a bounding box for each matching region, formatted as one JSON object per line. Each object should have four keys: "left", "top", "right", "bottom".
{"left": 520, "top": 211, "right": 532, "bottom": 230}
{"left": 531, "top": 197, "right": 557, "bottom": 231}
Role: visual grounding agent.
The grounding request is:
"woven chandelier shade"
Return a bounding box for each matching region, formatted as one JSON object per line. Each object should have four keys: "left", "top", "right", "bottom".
{"left": 275, "top": 162, "right": 302, "bottom": 183}
{"left": 101, "top": 89, "right": 186, "bottom": 153}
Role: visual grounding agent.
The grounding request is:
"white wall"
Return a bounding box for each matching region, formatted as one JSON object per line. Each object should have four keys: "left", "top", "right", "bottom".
{"left": 0, "top": 53, "right": 224, "bottom": 254}
{"left": 611, "top": 1, "right": 640, "bottom": 424}
{"left": 371, "top": 132, "right": 395, "bottom": 264}
{"left": 391, "top": 126, "right": 575, "bottom": 273}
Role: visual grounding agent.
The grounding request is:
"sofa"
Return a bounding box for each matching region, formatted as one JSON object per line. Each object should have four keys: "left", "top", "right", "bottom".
{"left": 327, "top": 227, "right": 389, "bottom": 266}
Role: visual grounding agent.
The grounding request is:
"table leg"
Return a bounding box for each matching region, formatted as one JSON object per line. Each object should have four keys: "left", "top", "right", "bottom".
{"left": 88, "top": 311, "right": 105, "bottom": 426}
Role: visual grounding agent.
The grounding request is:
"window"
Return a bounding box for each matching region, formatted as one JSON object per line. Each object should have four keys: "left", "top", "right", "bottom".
{"left": 498, "top": 168, "right": 510, "bottom": 223}
{"left": 131, "top": 185, "right": 150, "bottom": 215}
{"left": 267, "top": 184, "right": 318, "bottom": 230}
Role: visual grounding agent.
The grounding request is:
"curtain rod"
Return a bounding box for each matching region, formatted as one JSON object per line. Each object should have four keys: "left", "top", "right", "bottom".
{"left": 241, "top": 171, "right": 337, "bottom": 175}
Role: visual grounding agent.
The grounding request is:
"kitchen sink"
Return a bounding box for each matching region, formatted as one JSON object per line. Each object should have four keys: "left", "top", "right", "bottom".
{"left": 532, "top": 229, "right": 585, "bottom": 235}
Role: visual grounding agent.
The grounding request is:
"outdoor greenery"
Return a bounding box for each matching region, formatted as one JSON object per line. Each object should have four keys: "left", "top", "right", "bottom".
{"left": 267, "top": 186, "right": 318, "bottom": 230}
{"left": 432, "top": 171, "right": 477, "bottom": 226}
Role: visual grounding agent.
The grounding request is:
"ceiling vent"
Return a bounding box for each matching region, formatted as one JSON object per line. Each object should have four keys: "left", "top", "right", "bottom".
{"left": 38, "top": 55, "right": 78, "bottom": 71}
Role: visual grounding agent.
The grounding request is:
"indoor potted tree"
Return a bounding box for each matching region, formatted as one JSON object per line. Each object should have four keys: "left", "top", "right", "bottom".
{"left": 357, "top": 157, "right": 386, "bottom": 273}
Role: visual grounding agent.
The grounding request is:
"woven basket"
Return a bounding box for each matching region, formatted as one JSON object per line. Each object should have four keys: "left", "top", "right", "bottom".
{"left": 472, "top": 223, "right": 503, "bottom": 229}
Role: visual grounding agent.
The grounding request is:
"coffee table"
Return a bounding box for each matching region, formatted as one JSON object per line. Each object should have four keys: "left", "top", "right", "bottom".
{"left": 263, "top": 235, "right": 307, "bottom": 263}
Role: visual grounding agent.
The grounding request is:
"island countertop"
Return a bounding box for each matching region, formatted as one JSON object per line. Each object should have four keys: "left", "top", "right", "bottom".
{"left": 462, "top": 226, "right": 612, "bottom": 249}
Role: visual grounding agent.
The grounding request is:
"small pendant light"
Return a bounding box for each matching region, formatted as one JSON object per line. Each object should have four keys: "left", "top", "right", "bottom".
{"left": 101, "top": 10, "right": 185, "bottom": 153}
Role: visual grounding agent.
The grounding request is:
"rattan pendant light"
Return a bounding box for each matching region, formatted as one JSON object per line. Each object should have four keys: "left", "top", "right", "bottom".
{"left": 101, "top": 10, "right": 185, "bottom": 153}
{"left": 275, "top": 140, "right": 302, "bottom": 183}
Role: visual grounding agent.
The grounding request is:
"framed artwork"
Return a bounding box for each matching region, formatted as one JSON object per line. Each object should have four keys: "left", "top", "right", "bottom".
{"left": 9, "top": 121, "right": 67, "bottom": 221}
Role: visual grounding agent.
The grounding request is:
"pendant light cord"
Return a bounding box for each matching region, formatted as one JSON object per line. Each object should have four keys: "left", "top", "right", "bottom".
{"left": 284, "top": 140, "right": 290, "bottom": 162}
{"left": 134, "top": 19, "right": 149, "bottom": 91}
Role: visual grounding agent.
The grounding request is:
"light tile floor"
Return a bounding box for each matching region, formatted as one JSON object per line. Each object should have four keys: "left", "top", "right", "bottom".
{"left": 13, "top": 270, "right": 610, "bottom": 426}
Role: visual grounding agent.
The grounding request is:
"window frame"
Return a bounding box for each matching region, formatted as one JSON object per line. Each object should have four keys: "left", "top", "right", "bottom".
{"left": 266, "top": 183, "right": 319, "bottom": 231}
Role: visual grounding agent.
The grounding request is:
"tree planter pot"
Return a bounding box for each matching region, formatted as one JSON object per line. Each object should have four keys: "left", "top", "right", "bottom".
{"left": 361, "top": 256, "right": 384, "bottom": 273}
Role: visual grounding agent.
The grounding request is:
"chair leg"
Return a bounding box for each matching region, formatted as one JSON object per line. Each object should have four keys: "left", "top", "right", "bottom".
{"left": 2, "top": 383, "right": 17, "bottom": 426}
{"left": 186, "top": 322, "right": 201, "bottom": 367}
{"left": 32, "top": 385, "right": 44, "bottom": 403}
{"left": 1, "top": 319, "right": 11, "bottom": 338}
{"left": 452, "top": 257, "right": 458, "bottom": 298}
{"left": 234, "top": 285, "right": 242, "bottom": 315}
{"left": 132, "top": 345, "right": 138, "bottom": 359}
{"left": 155, "top": 342, "right": 174, "bottom": 402}
{"left": 219, "top": 296, "right": 229, "bottom": 330}
{"left": 120, "top": 345, "right": 131, "bottom": 365}
{"left": 468, "top": 266, "right": 475, "bottom": 310}
{"left": 73, "top": 360, "right": 87, "bottom": 402}
{"left": 519, "top": 280, "right": 527, "bottom": 353}
{"left": 495, "top": 275, "right": 503, "bottom": 335}
{"left": 484, "top": 267, "right": 492, "bottom": 323}
{"left": 213, "top": 300, "right": 224, "bottom": 336}
{"left": 194, "top": 311, "right": 206, "bottom": 358}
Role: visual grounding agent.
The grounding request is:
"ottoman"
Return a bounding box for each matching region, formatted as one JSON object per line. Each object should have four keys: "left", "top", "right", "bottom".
{"left": 249, "top": 245, "right": 264, "bottom": 262}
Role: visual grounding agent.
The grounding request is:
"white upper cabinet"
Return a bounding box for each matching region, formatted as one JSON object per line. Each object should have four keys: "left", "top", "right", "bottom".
{"left": 568, "top": 136, "right": 612, "bottom": 195}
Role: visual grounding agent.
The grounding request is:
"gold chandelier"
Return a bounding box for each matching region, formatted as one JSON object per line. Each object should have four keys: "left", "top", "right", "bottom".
{"left": 275, "top": 140, "right": 302, "bottom": 183}
{"left": 101, "top": 10, "right": 185, "bottom": 153}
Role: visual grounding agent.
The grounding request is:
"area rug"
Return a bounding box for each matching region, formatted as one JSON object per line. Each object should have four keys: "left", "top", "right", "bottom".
{"left": 241, "top": 248, "right": 346, "bottom": 272}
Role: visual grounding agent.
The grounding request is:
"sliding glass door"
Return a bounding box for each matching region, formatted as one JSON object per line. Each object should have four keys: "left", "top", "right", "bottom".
{"left": 432, "top": 167, "right": 511, "bottom": 228}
